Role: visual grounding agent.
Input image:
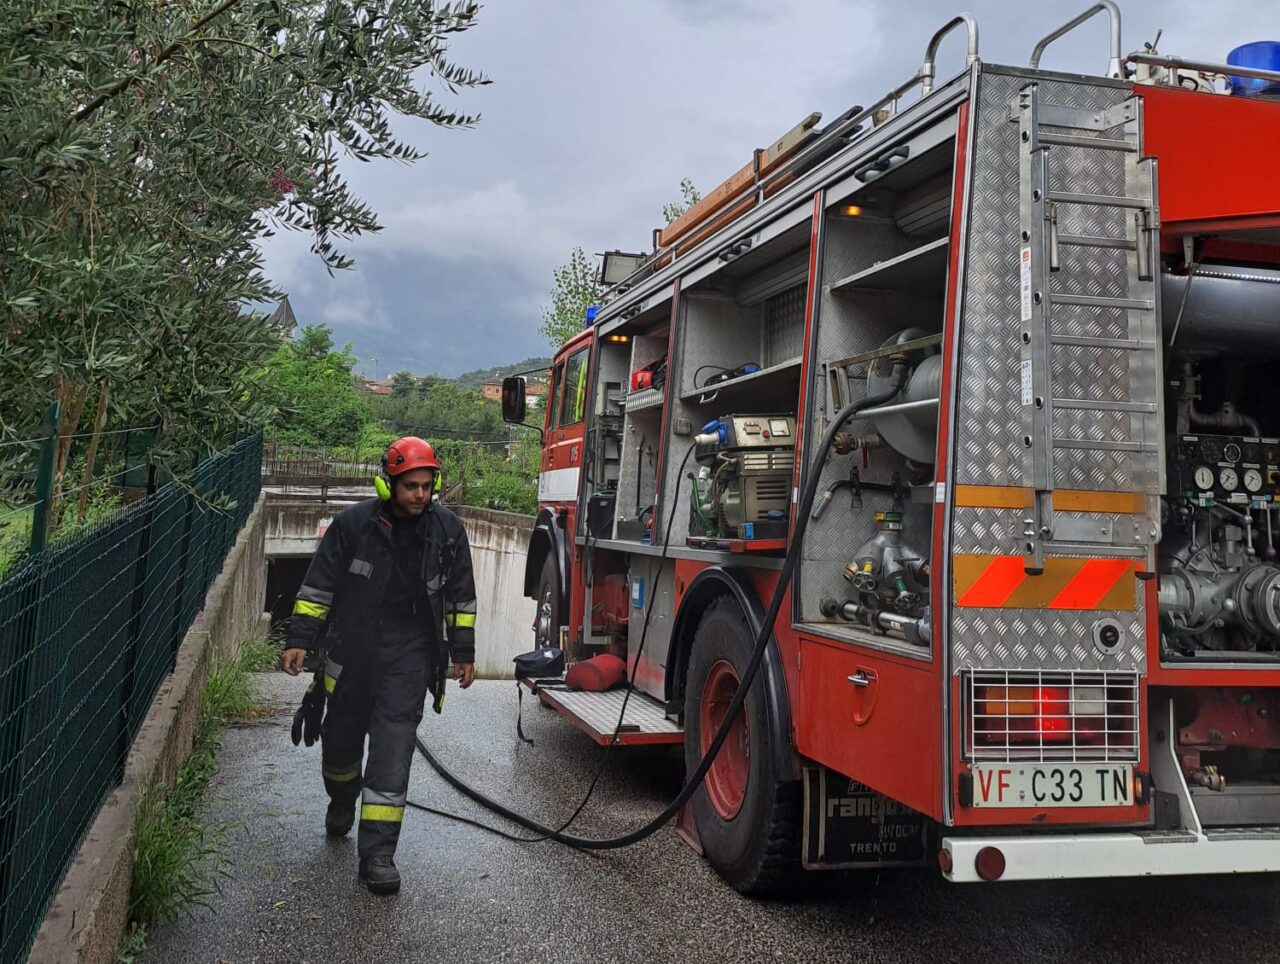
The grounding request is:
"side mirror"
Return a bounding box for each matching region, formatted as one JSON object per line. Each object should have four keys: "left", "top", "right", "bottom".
{"left": 501, "top": 376, "right": 527, "bottom": 424}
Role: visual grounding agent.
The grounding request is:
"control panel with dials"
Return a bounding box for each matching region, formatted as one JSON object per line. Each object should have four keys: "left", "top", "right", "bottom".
{"left": 1170, "top": 434, "right": 1280, "bottom": 505}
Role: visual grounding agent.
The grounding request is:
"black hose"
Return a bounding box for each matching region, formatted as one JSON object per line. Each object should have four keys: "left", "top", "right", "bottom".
{"left": 415, "top": 365, "right": 908, "bottom": 849}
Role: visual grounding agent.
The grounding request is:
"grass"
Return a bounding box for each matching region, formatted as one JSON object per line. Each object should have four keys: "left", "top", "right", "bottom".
{"left": 120, "top": 637, "right": 271, "bottom": 959}
{"left": 238, "top": 634, "right": 282, "bottom": 673}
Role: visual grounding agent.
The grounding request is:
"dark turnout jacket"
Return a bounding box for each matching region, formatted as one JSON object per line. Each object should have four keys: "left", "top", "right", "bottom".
{"left": 287, "top": 499, "right": 478, "bottom": 704}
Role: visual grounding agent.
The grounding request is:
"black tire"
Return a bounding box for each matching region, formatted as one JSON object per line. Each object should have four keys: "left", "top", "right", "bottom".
{"left": 683, "top": 597, "right": 801, "bottom": 895}
{"left": 533, "top": 555, "right": 561, "bottom": 652}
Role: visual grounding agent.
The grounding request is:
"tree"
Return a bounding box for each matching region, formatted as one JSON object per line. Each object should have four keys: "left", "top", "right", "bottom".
{"left": 390, "top": 370, "right": 417, "bottom": 397}
{"left": 0, "top": 0, "right": 488, "bottom": 499}
{"left": 538, "top": 246, "right": 604, "bottom": 350}
{"left": 662, "top": 177, "right": 702, "bottom": 225}
{"left": 296, "top": 325, "right": 336, "bottom": 359}
{"left": 373, "top": 379, "right": 505, "bottom": 442}
{"left": 261, "top": 326, "right": 370, "bottom": 447}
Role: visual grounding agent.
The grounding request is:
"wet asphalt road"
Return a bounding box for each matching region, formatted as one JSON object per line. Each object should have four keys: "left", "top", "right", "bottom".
{"left": 139, "top": 675, "right": 1280, "bottom": 964}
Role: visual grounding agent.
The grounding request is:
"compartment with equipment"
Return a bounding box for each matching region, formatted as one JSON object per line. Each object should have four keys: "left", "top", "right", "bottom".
{"left": 655, "top": 219, "right": 810, "bottom": 553}
{"left": 1158, "top": 264, "right": 1280, "bottom": 662}
{"left": 612, "top": 301, "right": 673, "bottom": 542}
{"left": 797, "top": 128, "right": 957, "bottom": 651}
{"left": 583, "top": 332, "right": 632, "bottom": 539}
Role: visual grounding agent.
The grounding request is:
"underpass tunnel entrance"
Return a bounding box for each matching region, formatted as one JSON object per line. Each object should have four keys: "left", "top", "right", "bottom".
{"left": 266, "top": 556, "right": 311, "bottom": 630}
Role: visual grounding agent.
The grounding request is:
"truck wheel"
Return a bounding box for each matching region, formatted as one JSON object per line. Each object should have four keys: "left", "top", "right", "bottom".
{"left": 533, "top": 555, "right": 561, "bottom": 651}
{"left": 683, "top": 597, "right": 801, "bottom": 895}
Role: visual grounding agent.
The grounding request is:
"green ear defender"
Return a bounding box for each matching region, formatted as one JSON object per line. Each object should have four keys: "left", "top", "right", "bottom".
{"left": 374, "top": 473, "right": 392, "bottom": 500}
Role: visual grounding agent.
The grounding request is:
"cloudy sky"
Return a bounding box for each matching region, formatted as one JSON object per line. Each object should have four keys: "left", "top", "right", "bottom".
{"left": 261, "top": 0, "right": 1269, "bottom": 378}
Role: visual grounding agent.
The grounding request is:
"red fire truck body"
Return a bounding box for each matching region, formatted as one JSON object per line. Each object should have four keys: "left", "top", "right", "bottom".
{"left": 503, "top": 7, "right": 1280, "bottom": 888}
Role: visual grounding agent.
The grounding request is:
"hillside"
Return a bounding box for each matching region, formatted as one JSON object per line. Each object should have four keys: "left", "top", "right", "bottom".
{"left": 453, "top": 355, "right": 552, "bottom": 389}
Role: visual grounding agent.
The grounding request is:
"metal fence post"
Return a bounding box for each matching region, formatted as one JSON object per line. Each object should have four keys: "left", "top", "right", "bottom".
{"left": 1, "top": 400, "right": 59, "bottom": 957}
{"left": 117, "top": 462, "right": 157, "bottom": 776}
{"left": 29, "top": 401, "right": 60, "bottom": 555}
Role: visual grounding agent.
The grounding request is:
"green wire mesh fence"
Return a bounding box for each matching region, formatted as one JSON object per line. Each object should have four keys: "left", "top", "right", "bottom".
{"left": 0, "top": 431, "right": 262, "bottom": 963}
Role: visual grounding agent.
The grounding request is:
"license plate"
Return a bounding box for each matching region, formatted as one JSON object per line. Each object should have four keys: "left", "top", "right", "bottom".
{"left": 970, "top": 763, "right": 1133, "bottom": 808}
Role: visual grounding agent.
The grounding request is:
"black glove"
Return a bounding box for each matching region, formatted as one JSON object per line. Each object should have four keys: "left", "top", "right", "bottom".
{"left": 291, "top": 672, "right": 326, "bottom": 747}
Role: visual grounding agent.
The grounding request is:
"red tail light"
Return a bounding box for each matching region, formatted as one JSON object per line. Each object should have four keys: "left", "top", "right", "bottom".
{"left": 967, "top": 671, "right": 1140, "bottom": 762}
{"left": 1033, "top": 686, "right": 1070, "bottom": 737}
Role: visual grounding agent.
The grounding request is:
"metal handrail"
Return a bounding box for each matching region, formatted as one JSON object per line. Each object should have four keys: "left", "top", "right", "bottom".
{"left": 920, "top": 13, "right": 981, "bottom": 95}
{"left": 1030, "top": 0, "right": 1123, "bottom": 79}
{"left": 752, "top": 12, "right": 977, "bottom": 205}
{"left": 1126, "top": 50, "right": 1280, "bottom": 86}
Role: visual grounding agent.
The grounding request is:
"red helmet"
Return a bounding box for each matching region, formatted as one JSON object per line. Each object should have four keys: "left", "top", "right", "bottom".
{"left": 382, "top": 437, "right": 441, "bottom": 477}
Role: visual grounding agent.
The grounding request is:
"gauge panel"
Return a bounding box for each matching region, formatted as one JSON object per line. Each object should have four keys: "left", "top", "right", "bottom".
{"left": 1172, "top": 433, "right": 1280, "bottom": 504}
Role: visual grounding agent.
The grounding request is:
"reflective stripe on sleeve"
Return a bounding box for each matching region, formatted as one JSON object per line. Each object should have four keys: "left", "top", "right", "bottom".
{"left": 293, "top": 600, "right": 329, "bottom": 619}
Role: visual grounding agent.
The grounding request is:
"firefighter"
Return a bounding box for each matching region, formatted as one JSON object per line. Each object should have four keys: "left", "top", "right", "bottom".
{"left": 281, "top": 436, "right": 477, "bottom": 895}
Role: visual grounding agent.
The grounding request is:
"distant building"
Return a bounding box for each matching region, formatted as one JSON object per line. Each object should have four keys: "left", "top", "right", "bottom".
{"left": 482, "top": 377, "right": 548, "bottom": 402}
{"left": 266, "top": 295, "right": 298, "bottom": 338}
{"left": 360, "top": 377, "right": 394, "bottom": 396}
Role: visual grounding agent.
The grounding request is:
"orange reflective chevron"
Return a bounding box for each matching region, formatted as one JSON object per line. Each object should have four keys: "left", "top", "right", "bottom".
{"left": 953, "top": 486, "right": 1146, "bottom": 514}
{"left": 954, "top": 555, "right": 1026, "bottom": 606}
{"left": 954, "top": 554, "right": 1137, "bottom": 611}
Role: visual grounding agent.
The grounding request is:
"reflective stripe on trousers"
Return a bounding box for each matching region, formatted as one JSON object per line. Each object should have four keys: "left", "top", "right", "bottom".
{"left": 361, "top": 788, "right": 407, "bottom": 823}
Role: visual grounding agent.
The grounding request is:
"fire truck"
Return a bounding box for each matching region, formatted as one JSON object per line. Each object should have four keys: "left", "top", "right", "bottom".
{"left": 500, "top": 4, "right": 1280, "bottom": 890}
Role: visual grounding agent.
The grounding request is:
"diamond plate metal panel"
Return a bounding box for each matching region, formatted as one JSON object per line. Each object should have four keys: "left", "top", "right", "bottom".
{"left": 949, "top": 506, "right": 1149, "bottom": 671}
{"left": 537, "top": 686, "right": 682, "bottom": 739}
{"left": 954, "top": 71, "right": 1137, "bottom": 487}
{"left": 765, "top": 284, "right": 806, "bottom": 366}
{"left": 952, "top": 507, "right": 1148, "bottom": 556}
{"left": 951, "top": 70, "right": 1152, "bottom": 674}
{"left": 951, "top": 609, "right": 1146, "bottom": 672}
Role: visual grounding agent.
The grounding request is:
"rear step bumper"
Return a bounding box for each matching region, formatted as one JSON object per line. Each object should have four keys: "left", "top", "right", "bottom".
{"left": 523, "top": 678, "right": 684, "bottom": 747}
{"left": 943, "top": 829, "right": 1280, "bottom": 882}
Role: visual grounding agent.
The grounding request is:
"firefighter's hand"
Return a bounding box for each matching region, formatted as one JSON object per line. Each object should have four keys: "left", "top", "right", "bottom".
{"left": 281, "top": 647, "right": 308, "bottom": 676}
{"left": 451, "top": 662, "right": 476, "bottom": 689}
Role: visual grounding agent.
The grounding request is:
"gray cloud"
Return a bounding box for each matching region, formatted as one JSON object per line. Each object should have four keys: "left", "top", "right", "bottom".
{"left": 262, "top": 0, "right": 1272, "bottom": 376}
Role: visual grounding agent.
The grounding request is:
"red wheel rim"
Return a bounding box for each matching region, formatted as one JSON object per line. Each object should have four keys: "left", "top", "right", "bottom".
{"left": 700, "top": 659, "right": 749, "bottom": 820}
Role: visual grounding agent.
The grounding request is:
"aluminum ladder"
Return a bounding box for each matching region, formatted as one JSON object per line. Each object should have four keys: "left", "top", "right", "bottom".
{"left": 1013, "top": 83, "right": 1162, "bottom": 574}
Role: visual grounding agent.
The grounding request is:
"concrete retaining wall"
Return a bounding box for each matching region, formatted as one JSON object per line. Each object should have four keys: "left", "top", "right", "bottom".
{"left": 28, "top": 497, "right": 269, "bottom": 964}
{"left": 263, "top": 499, "right": 337, "bottom": 557}
{"left": 452, "top": 506, "right": 536, "bottom": 680}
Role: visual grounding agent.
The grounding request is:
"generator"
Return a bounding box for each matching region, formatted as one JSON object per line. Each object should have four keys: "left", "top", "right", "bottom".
{"left": 689, "top": 414, "right": 795, "bottom": 540}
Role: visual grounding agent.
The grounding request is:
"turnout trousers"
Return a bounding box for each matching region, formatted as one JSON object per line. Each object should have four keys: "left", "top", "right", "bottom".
{"left": 319, "top": 633, "right": 432, "bottom": 858}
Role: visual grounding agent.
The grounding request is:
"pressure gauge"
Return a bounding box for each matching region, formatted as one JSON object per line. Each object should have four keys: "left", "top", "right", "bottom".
{"left": 1220, "top": 467, "right": 1240, "bottom": 490}
{"left": 1224, "top": 442, "right": 1243, "bottom": 462}
{"left": 1245, "top": 468, "right": 1264, "bottom": 493}
{"left": 1194, "top": 465, "right": 1215, "bottom": 490}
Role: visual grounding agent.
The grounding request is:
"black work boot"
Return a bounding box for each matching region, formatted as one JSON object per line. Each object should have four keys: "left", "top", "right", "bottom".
{"left": 359, "top": 854, "right": 401, "bottom": 895}
{"left": 325, "top": 801, "right": 355, "bottom": 838}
